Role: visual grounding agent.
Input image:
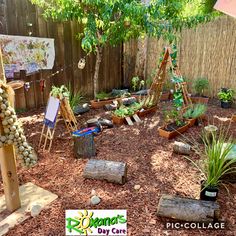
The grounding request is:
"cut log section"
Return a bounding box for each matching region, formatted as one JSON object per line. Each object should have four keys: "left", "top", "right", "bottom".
{"left": 157, "top": 194, "right": 220, "bottom": 222}
{"left": 173, "top": 141, "right": 191, "bottom": 155}
{"left": 83, "top": 159, "right": 127, "bottom": 184}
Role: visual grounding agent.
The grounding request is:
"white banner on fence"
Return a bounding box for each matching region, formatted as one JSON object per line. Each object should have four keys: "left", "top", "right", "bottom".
{"left": 0, "top": 34, "right": 55, "bottom": 78}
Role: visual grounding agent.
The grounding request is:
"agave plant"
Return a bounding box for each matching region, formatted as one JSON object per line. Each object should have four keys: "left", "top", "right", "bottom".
{"left": 183, "top": 104, "right": 207, "bottom": 119}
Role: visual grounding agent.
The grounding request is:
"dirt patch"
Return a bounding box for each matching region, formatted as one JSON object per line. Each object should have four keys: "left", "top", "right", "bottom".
{"left": 2, "top": 100, "right": 236, "bottom": 236}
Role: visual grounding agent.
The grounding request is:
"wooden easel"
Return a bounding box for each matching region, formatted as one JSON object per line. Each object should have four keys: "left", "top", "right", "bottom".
{"left": 39, "top": 96, "right": 78, "bottom": 152}
{"left": 0, "top": 49, "right": 21, "bottom": 212}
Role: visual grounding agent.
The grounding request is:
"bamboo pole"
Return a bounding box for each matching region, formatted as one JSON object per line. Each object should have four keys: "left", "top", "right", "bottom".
{"left": 0, "top": 48, "right": 21, "bottom": 212}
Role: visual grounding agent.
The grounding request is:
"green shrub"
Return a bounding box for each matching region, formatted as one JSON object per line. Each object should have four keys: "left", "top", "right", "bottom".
{"left": 193, "top": 78, "right": 209, "bottom": 96}
{"left": 217, "top": 88, "right": 234, "bottom": 102}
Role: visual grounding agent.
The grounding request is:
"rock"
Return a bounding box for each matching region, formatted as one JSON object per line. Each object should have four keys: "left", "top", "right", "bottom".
{"left": 91, "top": 195, "right": 101, "bottom": 205}
{"left": 134, "top": 185, "right": 141, "bottom": 190}
{"left": 27, "top": 203, "right": 43, "bottom": 217}
{"left": 91, "top": 189, "right": 96, "bottom": 196}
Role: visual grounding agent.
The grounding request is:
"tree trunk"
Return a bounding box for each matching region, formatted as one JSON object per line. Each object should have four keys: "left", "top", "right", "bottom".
{"left": 93, "top": 46, "right": 103, "bottom": 98}
{"left": 83, "top": 159, "right": 127, "bottom": 184}
{"left": 157, "top": 194, "right": 220, "bottom": 222}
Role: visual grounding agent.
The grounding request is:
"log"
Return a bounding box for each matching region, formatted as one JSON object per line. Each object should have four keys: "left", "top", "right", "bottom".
{"left": 157, "top": 194, "right": 220, "bottom": 222}
{"left": 173, "top": 141, "right": 191, "bottom": 155}
{"left": 73, "top": 133, "right": 96, "bottom": 158}
{"left": 83, "top": 159, "right": 127, "bottom": 184}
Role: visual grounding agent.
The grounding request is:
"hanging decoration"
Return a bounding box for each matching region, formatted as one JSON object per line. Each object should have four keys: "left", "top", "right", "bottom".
{"left": 78, "top": 58, "right": 86, "bottom": 69}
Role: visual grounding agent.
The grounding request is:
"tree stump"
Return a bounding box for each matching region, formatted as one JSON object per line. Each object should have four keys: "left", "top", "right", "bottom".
{"left": 173, "top": 141, "right": 191, "bottom": 155}
{"left": 157, "top": 195, "right": 220, "bottom": 222}
{"left": 73, "top": 133, "right": 96, "bottom": 158}
{"left": 83, "top": 159, "right": 127, "bottom": 184}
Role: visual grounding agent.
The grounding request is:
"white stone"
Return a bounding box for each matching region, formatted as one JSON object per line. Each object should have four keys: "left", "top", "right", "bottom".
{"left": 29, "top": 203, "right": 43, "bottom": 217}
{"left": 90, "top": 196, "right": 100, "bottom": 205}
{"left": 91, "top": 189, "right": 96, "bottom": 196}
{"left": 134, "top": 185, "right": 141, "bottom": 190}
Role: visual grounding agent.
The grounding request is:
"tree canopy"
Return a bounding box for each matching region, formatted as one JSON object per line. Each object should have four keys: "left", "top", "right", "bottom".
{"left": 31, "top": 0, "right": 219, "bottom": 54}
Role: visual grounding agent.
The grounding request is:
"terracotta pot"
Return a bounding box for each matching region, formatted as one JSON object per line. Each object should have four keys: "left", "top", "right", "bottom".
{"left": 187, "top": 118, "right": 197, "bottom": 127}
{"left": 90, "top": 99, "right": 114, "bottom": 109}
{"left": 112, "top": 115, "right": 125, "bottom": 125}
{"left": 191, "top": 96, "right": 209, "bottom": 104}
{"left": 160, "top": 92, "right": 170, "bottom": 101}
{"left": 138, "top": 106, "right": 157, "bottom": 117}
{"left": 158, "top": 122, "right": 189, "bottom": 139}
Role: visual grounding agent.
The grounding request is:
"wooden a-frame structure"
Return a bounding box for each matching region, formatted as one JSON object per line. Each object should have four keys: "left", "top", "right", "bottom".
{"left": 143, "top": 47, "right": 191, "bottom": 109}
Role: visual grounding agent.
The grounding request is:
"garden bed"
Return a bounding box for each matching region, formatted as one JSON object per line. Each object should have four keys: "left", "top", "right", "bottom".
{"left": 5, "top": 100, "right": 236, "bottom": 236}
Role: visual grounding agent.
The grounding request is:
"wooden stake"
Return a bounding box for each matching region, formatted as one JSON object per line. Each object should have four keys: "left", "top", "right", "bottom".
{"left": 0, "top": 48, "right": 21, "bottom": 212}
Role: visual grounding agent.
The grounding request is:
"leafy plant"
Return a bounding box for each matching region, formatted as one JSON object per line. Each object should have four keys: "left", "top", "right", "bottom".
{"left": 51, "top": 85, "right": 83, "bottom": 109}
{"left": 193, "top": 78, "right": 209, "bottom": 96}
{"left": 68, "top": 84, "right": 83, "bottom": 110}
{"left": 184, "top": 128, "right": 236, "bottom": 188}
{"left": 95, "top": 92, "right": 112, "bottom": 101}
{"left": 113, "top": 102, "right": 142, "bottom": 118}
{"left": 173, "top": 89, "right": 184, "bottom": 109}
{"left": 217, "top": 88, "right": 234, "bottom": 102}
{"left": 164, "top": 109, "right": 185, "bottom": 127}
{"left": 51, "top": 85, "right": 70, "bottom": 100}
{"left": 183, "top": 104, "right": 207, "bottom": 119}
{"left": 131, "top": 76, "right": 145, "bottom": 92}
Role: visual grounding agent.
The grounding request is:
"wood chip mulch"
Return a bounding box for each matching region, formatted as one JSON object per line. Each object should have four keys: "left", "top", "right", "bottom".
{"left": 1, "top": 100, "right": 236, "bottom": 236}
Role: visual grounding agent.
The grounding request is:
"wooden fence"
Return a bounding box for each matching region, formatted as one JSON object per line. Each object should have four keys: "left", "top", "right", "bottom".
{"left": 0, "top": 0, "right": 123, "bottom": 110}
{"left": 125, "top": 16, "right": 236, "bottom": 97}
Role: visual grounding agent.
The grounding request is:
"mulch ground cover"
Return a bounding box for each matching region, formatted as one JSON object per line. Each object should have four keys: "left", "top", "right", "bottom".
{"left": 2, "top": 100, "right": 236, "bottom": 236}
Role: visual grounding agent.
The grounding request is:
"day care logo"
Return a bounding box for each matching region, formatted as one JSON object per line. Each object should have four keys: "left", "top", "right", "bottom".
{"left": 66, "top": 210, "right": 127, "bottom": 236}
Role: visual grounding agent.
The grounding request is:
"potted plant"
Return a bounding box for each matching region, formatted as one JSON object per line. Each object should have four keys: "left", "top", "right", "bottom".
{"left": 158, "top": 109, "right": 189, "bottom": 139}
{"left": 184, "top": 130, "right": 236, "bottom": 201}
{"left": 90, "top": 91, "right": 114, "bottom": 108}
{"left": 112, "top": 103, "right": 141, "bottom": 125}
{"left": 191, "top": 77, "right": 210, "bottom": 104}
{"left": 183, "top": 104, "right": 207, "bottom": 127}
{"left": 217, "top": 88, "right": 234, "bottom": 109}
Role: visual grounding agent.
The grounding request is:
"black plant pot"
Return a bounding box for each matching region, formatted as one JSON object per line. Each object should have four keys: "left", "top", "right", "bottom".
{"left": 221, "top": 101, "right": 231, "bottom": 109}
{"left": 200, "top": 181, "right": 219, "bottom": 201}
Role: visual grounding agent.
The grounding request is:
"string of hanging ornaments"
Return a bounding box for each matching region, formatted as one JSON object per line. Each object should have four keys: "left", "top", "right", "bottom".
{"left": 20, "top": 57, "right": 87, "bottom": 92}
{"left": 0, "top": 83, "right": 37, "bottom": 167}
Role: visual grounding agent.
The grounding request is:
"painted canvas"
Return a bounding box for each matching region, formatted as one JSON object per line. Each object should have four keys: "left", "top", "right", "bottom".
{"left": 0, "top": 34, "right": 55, "bottom": 78}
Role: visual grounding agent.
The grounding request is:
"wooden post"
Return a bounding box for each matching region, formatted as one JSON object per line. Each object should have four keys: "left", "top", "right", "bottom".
{"left": 0, "top": 48, "right": 21, "bottom": 212}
